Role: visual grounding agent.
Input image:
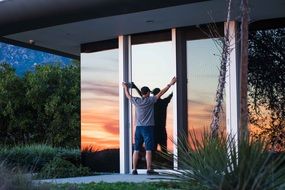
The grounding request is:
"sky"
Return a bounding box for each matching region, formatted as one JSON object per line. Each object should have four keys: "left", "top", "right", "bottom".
{"left": 187, "top": 39, "right": 226, "bottom": 132}
{"left": 81, "top": 49, "right": 119, "bottom": 150}
{"left": 80, "top": 39, "right": 226, "bottom": 151}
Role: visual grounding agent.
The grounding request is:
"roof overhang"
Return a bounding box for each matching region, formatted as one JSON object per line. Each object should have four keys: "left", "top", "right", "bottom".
{"left": 1, "top": 0, "right": 284, "bottom": 58}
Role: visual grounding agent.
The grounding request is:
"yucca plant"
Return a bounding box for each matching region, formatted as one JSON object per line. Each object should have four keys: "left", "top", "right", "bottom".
{"left": 162, "top": 131, "right": 285, "bottom": 190}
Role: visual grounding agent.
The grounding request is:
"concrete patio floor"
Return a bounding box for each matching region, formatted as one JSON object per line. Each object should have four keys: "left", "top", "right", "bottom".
{"left": 35, "top": 173, "right": 174, "bottom": 184}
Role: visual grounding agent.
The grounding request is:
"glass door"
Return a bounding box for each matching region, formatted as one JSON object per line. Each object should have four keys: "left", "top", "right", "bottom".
{"left": 130, "top": 32, "right": 174, "bottom": 170}
{"left": 186, "top": 37, "right": 226, "bottom": 145}
{"left": 81, "top": 47, "right": 120, "bottom": 172}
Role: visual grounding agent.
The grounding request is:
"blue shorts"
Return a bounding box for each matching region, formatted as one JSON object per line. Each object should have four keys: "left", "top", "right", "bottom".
{"left": 134, "top": 126, "right": 154, "bottom": 151}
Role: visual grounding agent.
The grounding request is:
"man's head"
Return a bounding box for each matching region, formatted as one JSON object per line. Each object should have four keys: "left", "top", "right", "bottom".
{"left": 141, "top": 86, "right": 151, "bottom": 96}
{"left": 152, "top": 88, "right": 160, "bottom": 96}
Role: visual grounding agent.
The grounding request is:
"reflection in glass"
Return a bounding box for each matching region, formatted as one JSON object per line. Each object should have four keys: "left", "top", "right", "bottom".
{"left": 81, "top": 49, "right": 119, "bottom": 150}
{"left": 248, "top": 28, "right": 285, "bottom": 152}
{"left": 81, "top": 49, "right": 119, "bottom": 172}
{"left": 131, "top": 41, "right": 174, "bottom": 169}
{"left": 187, "top": 39, "right": 226, "bottom": 142}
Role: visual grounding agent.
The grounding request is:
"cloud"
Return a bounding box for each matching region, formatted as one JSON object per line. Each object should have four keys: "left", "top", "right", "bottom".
{"left": 81, "top": 81, "right": 118, "bottom": 96}
{"left": 81, "top": 97, "right": 118, "bottom": 106}
{"left": 82, "top": 81, "right": 117, "bottom": 88}
{"left": 82, "top": 109, "right": 119, "bottom": 123}
{"left": 81, "top": 66, "right": 117, "bottom": 73}
{"left": 189, "top": 113, "right": 211, "bottom": 120}
{"left": 81, "top": 135, "right": 119, "bottom": 150}
{"left": 102, "top": 123, "right": 119, "bottom": 136}
{"left": 188, "top": 99, "right": 207, "bottom": 106}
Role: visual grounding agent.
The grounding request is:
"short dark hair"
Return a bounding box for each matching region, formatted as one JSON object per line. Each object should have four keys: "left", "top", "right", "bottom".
{"left": 141, "top": 86, "right": 151, "bottom": 95}
{"left": 152, "top": 88, "right": 160, "bottom": 95}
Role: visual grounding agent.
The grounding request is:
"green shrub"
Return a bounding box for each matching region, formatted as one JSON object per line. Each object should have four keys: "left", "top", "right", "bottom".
{"left": 0, "top": 161, "right": 51, "bottom": 190}
{"left": 37, "top": 157, "right": 91, "bottom": 179}
{"left": 56, "top": 147, "right": 81, "bottom": 166}
{"left": 0, "top": 144, "right": 80, "bottom": 171}
{"left": 163, "top": 132, "right": 285, "bottom": 190}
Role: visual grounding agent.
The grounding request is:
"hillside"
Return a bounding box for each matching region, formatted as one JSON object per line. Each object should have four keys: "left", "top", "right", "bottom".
{"left": 0, "top": 42, "right": 72, "bottom": 76}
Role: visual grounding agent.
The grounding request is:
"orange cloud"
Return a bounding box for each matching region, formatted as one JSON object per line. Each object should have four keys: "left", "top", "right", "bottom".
{"left": 81, "top": 135, "right": 119, "bottom": 150}
{"left": 102, "top": 123, "right": 119, "bottom": 136}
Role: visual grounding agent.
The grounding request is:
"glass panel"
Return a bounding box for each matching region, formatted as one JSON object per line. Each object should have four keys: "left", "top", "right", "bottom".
{"left": 131, "top": 41, "right": 174, "bottom": 169}
{"left": 81, "top": 49, "right": 119, "bottom": 172}
{"left": 187, "top": 38, "right": 226, "bottom": 142}
{"left": 248, "top": 28, "right": 285, "bottom": 152}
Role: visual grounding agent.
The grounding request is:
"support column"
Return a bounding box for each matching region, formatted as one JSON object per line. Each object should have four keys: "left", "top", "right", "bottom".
{"left": 172, "top": 28, "right": 188, "bottom": 169}
{"left": 225, "top": 21, "right": 240, "bottom": 142}
{"left": 119, "top": 35, "right": 132, "bottom": 174}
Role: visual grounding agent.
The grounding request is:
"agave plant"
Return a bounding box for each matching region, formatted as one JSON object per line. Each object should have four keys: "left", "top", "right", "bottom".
{"left": 162, "top": 131, "right": 285, "bottom": 190}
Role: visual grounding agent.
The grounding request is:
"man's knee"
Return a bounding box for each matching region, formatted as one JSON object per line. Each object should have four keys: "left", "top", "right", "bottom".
{"left": 145, "top": 150, "right": 152, "bottom": 156}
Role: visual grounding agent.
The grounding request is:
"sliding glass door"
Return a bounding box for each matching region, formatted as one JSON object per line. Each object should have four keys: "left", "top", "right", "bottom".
{"left": 81, "top": 47, "right": 120, "bottom": 172}
{"left": 186, "top": 38, "right": 226, "bottom": 142}
{"left": 130, "top": 32, "right": 174, "bottom": 169}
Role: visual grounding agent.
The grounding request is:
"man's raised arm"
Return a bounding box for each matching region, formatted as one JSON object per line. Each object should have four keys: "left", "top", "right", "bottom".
{"left": 155, "top": 77, "right": 177, "bottom": 99}
{"left": 131, "top": 82, "right": 142, "bottom": 97}
{"left": 122, "top": 82, "right": 132, "bottom": 99}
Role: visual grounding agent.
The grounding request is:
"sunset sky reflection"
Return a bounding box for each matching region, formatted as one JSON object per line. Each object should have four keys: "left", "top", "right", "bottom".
{"left": 80, "top": 39, "right": 226, "bottom": 151}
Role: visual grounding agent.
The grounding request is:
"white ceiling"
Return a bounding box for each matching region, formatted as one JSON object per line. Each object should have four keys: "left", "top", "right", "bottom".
{"left": 4, "top": 0, "right": 285, "bottom": 57}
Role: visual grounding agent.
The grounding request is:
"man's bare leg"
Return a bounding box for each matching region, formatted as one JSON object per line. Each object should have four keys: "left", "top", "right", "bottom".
{"left": 146, "top": 150, "right": 152, "bottom": 170}
{"left": 133, "top": 151, "right": 140, "bottom": 170}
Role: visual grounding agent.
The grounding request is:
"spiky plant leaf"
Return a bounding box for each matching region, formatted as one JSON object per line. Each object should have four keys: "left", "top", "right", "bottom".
{"left": 161, "top": 131, "right": 285, "bottom": 190}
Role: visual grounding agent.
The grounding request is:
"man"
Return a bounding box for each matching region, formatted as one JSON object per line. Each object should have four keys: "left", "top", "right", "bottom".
{"left": 131, "top": 84, "right": 173, "bottom": 153}
{"left": 122, "top": 77, "right": 176, "bottom": 175}
{"left": 152, "top": 88, "right": 173, "bottom": 153}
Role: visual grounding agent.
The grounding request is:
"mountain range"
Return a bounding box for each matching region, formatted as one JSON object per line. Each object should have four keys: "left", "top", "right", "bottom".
{"left": 0, "top": 42, "right": 72, "bottom": 76}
